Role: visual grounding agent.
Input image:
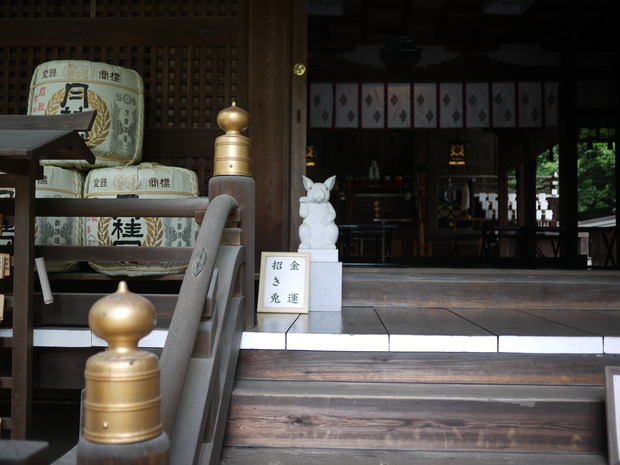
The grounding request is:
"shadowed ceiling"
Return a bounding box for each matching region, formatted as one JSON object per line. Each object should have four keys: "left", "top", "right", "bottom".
{"left": 308, "top": 0, "right": 619, "bottom": 54}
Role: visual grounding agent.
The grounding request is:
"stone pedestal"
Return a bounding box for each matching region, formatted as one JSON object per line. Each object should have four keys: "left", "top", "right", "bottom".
{"left": 298, "top": 248, "right": 342, "bottom": 312}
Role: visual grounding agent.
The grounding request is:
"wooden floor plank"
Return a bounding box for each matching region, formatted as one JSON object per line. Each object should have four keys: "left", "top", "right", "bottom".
{"left": 450, "top": 308, "right": 596, "bottom": 336}
{"left": 220, "top": 447, "right": 607, "bottom": 465}
{"left": 520, "top": 309, "right": 620, "bottom": 336}
{"left": 240, "top": 313, "right": 299, "bottom": 350}
{"left": 376, "top": 307, "right": 497, "bottom": 352}
{"left": 286, "top": 307, "right": 389, "bottom": 352}
{"left": 376, "top": 307, "right": 493, "bottom": 336}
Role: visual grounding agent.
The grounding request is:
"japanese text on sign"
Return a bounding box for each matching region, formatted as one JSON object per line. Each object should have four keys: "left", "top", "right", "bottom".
{"left": 258, "top": 252, "right": 310, "bottom": 313}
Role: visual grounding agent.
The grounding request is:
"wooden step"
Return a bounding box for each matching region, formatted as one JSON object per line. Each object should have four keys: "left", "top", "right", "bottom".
{"left": 224, "top": 349, "right": 614, "bottom": 462}
{"left": 221, "top": 447, "right": 606, "bottom": 465}
{"left": 224, "top": 379, "right": 604, "bottom": 454}
{"left": 236, "top": 350, "right": 620, "bottom": 386}
{"left": 342, "top": 268, "right": 620, "bottom": 309}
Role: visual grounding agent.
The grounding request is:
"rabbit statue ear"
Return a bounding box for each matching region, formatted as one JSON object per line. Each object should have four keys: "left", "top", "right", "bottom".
{"left": 302, "top": 175, "right": 314, "bottom": 190}
{"left": 324, "top": 175, "right": 336, "bottom": 191}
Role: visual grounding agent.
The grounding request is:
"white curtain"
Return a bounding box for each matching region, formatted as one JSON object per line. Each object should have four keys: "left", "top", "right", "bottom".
{"left": 386, "top": 83, "right": 412, "bottom": 128}
{"left": 334, "top": 83, "right": 359, "bottom": 128}
{"left": 361, "top": 83, "right": 385, "bottom": 128}
{"left": 439, "top": 83, "right": 464, "bottom": 128}
{"left": 309, "top": 83, "right": 333, "bottom": 128}
{"left": 465, "top": 82, "right": 490, "bottom": 128}
{"left": 518, "top": 82, "right": 543, "bottom": 128}
{"left": 413, "top": 83, "right": 437, "bottom": 128}
{"left": 310, "top": 81, "right": 559, "bottom": 129}
{"left": 492, "top": 82, "right": 516, "bottom": 128}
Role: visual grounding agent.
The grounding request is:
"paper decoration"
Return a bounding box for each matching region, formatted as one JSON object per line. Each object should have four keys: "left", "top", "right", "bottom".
{"left": 334, "top": 83, "right": 359, "bottom": 128}
{"left": 309, "top": 83, "right": 334, "bottom": 128}
{"left": 518, "top": 82, "right": 543, "bottom": 128}
{"left": 465, "top": 82, "right": 490, "bottom": 128}
{"left": 492, "top": 82, "right": 516, "bottom": 128}
{"left": 544, "top": 82, "right": 559, "bottom": 127}
{"left": 309, "top": 81, "right": 559, "bottom": 129}
{"left": 361, "top": 83, "right": 385, "bottom": 128}
{"left": 439, "top": 83, "right": 463, "bottom": 128}
{"left": 386, "top": 83, "right": 411, "bottom": 128}
{"left": 413, "top": 83, "right": 437, "bottom": 128}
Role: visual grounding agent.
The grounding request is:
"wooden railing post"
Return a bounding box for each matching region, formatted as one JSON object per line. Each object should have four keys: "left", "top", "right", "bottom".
{"left": 76, "top": 282, "right": 169, "bottom": 465}
{"left": 208, "top": 102, "right": 256, "bottom": 329}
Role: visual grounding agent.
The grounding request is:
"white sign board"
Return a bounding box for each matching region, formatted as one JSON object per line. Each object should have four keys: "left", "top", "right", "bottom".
{"left": 606, "top": 367, "right": 620, "bottom": 465}
{"left": 257, "top": 252, "right": 310, "bottom": 313}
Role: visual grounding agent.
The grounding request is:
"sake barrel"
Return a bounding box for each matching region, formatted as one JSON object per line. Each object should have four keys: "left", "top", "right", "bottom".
{"left": 84, "top": 163, "right": 199, "bottom": 276}
{"left": 0, "top": 166, "right": 84, "bottom": 272}
{"left": 28, "top": 60, "right": 144, "bottom": 170}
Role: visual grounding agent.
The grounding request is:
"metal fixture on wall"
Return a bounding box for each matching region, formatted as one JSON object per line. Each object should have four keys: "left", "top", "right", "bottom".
{"left": 306, "top": 145, "right": 317, "bottom": 166}
{"left": 449, "top": 139, "right": 467, "bottom": 166}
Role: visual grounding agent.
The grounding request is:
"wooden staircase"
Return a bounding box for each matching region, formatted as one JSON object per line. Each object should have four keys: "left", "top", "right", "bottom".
{"left": 221, "top": 349, "right": 611, "bottom": 464}
{"left": 220, "top": 267, "right": 620, "bottom": 464}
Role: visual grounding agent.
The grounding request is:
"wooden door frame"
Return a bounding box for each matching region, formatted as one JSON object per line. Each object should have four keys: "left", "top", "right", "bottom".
{"left": 248, "top": 0, "right": 307, "bottom": 265}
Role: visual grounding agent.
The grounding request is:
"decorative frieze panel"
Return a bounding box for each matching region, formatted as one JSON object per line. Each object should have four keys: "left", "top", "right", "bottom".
{"left": 310, "top": 81, "right": 559, "bottom": 129}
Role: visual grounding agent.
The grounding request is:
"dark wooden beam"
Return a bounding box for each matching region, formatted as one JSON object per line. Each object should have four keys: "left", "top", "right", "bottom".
{"left": 0, "top": 18, "right": 241, "bottom": 46}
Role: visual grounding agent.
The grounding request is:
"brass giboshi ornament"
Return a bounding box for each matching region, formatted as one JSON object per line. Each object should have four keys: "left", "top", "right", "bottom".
{"left": 213, "top": 101, "right": 252, "bottom": 177}
{"left": 82, "top": 281, "right": 162, "bottom": 444}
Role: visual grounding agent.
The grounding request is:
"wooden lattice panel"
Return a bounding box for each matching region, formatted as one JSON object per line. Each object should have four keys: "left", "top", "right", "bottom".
{"left": 0, "top": 1, "right": 240, "bottom": 18}
{"left": 1, "top": 45, "right": 239, "bottom": 128}
{"left": 1, "top": 0, "right": 245, "bottom": 195}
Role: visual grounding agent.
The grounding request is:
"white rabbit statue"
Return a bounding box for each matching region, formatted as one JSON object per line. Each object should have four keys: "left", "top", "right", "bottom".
{"left": 299, "top": 175, "right": 339, "bottom": 249}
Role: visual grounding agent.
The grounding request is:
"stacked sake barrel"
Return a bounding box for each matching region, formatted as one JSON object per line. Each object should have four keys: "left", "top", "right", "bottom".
{"left": 23, "top": 60, "right": 198, "bottom": 276}
{"left": 0, "top": 166, "right": 84, "bottom": 272}
{"left": 28, "top": 60, "right": 144, "bottom": 170}
{"left": 83, "top": 163, "right": 198, "bottom": 276}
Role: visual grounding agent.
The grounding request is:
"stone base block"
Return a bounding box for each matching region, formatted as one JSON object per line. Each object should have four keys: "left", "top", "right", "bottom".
{"left": 308, "top": 260, "right": 342, "bottom": 312}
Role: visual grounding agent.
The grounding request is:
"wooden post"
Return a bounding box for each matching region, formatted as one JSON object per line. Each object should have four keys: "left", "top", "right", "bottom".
{"left": 559, "top": 50, "right": 580, "bottom": 264}
{"left": 11, "top": 160, "right": 36, "bottom": 439}
{"left": 208, "top": 102, "right": 256, "bottom": 330}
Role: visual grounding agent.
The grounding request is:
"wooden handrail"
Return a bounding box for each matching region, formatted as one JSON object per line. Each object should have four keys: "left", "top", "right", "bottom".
{"left": 159, "top": 193, "right": 239, "bottom": 436}
{"left": 0, "top": 197, "right": 211, "bottom": 217}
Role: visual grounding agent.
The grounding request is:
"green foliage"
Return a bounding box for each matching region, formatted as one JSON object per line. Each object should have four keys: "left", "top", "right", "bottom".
{"left": 536, "top": 142, "right": 616, "bottom": 221}
{"left": 536, "top": 146, "right": 559, "bottom": 178}
{"left": 577, "top": 143, "right": 616, "bottom": 220}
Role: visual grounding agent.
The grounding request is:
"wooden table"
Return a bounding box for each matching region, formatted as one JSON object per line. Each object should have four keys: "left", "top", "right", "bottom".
{"left": 0, "top": 112, "right": 95, "bottom": 439}
{"left": 339, "top": 224, "right": 398, "bottom": 263}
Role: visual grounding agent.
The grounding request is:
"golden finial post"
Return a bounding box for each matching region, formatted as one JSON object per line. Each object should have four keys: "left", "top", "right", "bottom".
{"left": 208, "top": 102, "right": 256, "bottom": 330}
{"left": 213, "top": 101, "right": 252, "bottom": 177}
{"left": 77, "top": 281, "right": 169, "bottom": 465}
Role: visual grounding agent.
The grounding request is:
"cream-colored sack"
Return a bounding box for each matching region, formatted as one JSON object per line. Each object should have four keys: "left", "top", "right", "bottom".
{"left": 28, "top": 60, "right": 144, "bottom": 170}
{"left": 84, "top": 163, "right": 199, "bottom": 276}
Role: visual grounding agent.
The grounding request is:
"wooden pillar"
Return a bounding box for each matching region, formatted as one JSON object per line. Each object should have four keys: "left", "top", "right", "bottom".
{"left": 11, "top": 160, "right": 36, "bottom": 439}
{"left": 559, "top": 51, "right": 580, "bottom": 263}
{"left": 248, "top": 0, "right": 294, "bottom": 258}
{"left": 289, "top": 0, "right": 308, "bottom": 251}
{"left": 209, "top": 176, "right": 256, "bottom": 329}
{"left": 522, "top": 144, "right": 538, "bottom": 229}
